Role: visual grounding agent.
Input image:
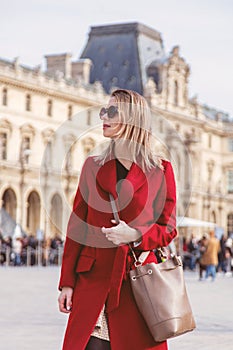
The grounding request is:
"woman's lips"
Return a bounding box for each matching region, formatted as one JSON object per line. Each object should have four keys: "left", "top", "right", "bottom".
{"left": 103, "top": 124, "right": 111, "bottom": 128}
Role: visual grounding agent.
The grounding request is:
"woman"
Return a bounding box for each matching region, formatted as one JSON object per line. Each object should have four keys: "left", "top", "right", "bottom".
{"left": 58, "top": 89, "right": 177, "bottom": 350}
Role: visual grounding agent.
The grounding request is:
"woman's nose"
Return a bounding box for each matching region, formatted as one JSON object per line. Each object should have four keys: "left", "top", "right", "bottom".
{"left": 100, "top": 112, "right": 108, "bottom": 120}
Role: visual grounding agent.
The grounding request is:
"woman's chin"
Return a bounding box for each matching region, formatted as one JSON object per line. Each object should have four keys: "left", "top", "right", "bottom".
{"left": 103, "top": 129, "right": 114, "bottom": 138}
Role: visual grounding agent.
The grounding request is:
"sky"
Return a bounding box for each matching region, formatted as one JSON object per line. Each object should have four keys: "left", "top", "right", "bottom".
{"left": 1, "top": 0, "right": 233, "bottom": 116}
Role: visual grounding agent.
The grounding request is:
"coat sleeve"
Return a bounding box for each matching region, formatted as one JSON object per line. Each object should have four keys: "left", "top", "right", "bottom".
{"left": 58, "top": 158, "right": 90, "bottom": 290}
{"left": 134, "top": 161, "right": 177, "bottom": 251}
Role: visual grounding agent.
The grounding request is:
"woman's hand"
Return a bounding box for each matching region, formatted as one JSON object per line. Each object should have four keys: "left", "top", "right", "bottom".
{"left": 58, "top": 287, "right": 73, "bottom": 313}
{"left": 102, "top": 220, "right": 141, "bottom": 245}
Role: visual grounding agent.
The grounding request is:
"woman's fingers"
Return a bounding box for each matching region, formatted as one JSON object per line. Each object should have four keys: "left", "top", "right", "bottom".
{"left": 58, "top": 288, "right": 73, "bottom": 313}
{"left": 58, "top": 294, "right": 69, "bottom": 313}
{"left": 105, "top": 232, "right": 123, "bottom": 245}
{"left": 65, "top": 294, "right": 72, "bottom": 311}
{"left": 102, "top": 221, "right": 123, "bottom": 234}
{"left": 102, "top": 220, "right": 129, "bottom": 245}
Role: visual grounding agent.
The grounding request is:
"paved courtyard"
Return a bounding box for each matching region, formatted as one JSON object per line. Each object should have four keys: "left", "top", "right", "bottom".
{"left": 0, "top": 266, "right": 232, "bottom": 350}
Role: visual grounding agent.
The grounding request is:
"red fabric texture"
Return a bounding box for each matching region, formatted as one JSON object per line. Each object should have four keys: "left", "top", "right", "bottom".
{"left": 59, "top": 156, "right": 177, "bottom": 350}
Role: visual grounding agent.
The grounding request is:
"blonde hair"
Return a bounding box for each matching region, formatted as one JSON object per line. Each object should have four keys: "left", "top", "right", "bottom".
{"left": 96, "top": 89, "right": 163, "bottom": 172}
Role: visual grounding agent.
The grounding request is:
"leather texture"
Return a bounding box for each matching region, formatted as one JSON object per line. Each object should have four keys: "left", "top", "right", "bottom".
{"left": 129, "top": 254, "right": 196, "bottom": 342}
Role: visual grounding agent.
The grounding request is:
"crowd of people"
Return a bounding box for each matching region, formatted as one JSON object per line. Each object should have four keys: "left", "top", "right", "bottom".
{"left": 182, "top": 231, "right": 233, "bottom": 281}
{"left": 0, "top": 232, "right": 63, "bottom": 266}
{"left": 1, "top": 228, "right": 232, "bottom": 281}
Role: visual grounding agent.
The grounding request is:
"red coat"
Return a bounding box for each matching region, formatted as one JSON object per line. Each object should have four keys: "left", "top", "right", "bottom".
{"left": 59, "top": 156, "right": 177, "bottom": 350}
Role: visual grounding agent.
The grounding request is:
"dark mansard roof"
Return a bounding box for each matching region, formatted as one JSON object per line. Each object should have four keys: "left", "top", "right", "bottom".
{"left": 80, "top": 22, "right": 165, "bottom": 95}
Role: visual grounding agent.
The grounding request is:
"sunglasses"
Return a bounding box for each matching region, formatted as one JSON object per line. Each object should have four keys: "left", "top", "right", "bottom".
{"left": 99, "top": 105, "right": 118, "bottom": 118}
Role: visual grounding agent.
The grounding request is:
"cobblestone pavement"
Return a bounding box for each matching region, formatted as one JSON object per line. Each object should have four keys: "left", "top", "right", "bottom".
{"left": 0, "top": 267, "right": 232, "bottom": 350}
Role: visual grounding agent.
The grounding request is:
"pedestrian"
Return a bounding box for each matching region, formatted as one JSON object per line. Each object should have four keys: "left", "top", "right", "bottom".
{"left": 12, "top": 237, "right": 22, "bottom": 266}
{"left": 187, "top": 233, "right": 199, "bottom": 270}
{"left": 58, "top": 89, "right": 177, "bottom": 350}
{"left": 197, "top": 235, "right": 208, "bottom": 280}
{"left": 217, "top": 234, "right": 227, "bottom": 273}
{"left": 201, "top": 230, "right": 220, "bottom": 281}
{"left": 224, "top": 236, "right": 233, "bottom": 276}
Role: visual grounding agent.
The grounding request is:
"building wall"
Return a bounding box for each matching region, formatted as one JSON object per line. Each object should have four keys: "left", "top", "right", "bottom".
{"left": 0, "top": 61, "right": 107, "bottom": 239}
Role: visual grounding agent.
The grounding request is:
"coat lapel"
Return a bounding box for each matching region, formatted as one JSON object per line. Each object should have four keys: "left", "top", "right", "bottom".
{"left": 117, "top": 163, "right": 148, "bottom": 210}
{"left": 96, "top": 159, "right": 148, "bottom": 205}
{"left": 96, "top": 159, "right": 118, "bottom": 198}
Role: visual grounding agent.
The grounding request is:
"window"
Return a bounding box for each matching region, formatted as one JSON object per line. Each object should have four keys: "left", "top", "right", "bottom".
{"left": 20, "top": 136, "right": 31, "bottom": 164}
{"left": 44, "top": 141, "right": 52, "bottom": 169}
{"left": 65, "top": 147, "right": 72, "bottom": 172}
{"left": 47, "top": 99, "right": 53, "bottom": 117}
{"left": 42, "top": 128, "right": 55, "bottom": 169}
{"left": 228, "top": 139, "right": 233, "bottom": 152}
{"left": 63, "top": 134, "right": 76, "bottom": 173}
{"left": 122, "top": 60, "right": 129, "bottom": 68}
{"left": 0, "top": 132, "right": 7, "bottom": 160}
{"left": 103, "top": 61, "right": 111, "bottom": 70}
{"left": 227, "top": 213, "right": 233, "bottom": 236}
{"left": 228, "top": 170, "right": 233, "bottom": 193}
{"left": 68, "top": 105, "right": 73, "bottom": 120}
{"left": 26, "top": 94, "right": 31, "bottom": 111}
{"left": 2, "top": 88, "right": 7, "bottom": 106}
{"left": 174, "top": 80, "right": 178, "bottom": 106}
{"left": 208, "top": 134, "right": 212, "bottom": 148}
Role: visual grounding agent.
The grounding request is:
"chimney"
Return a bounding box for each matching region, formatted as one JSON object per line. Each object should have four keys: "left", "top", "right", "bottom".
{"left": 72, "top": 58, "right": 92, "bottom": 84}
{"left": 45, "top": 53, "right": 72, "bottom": 79}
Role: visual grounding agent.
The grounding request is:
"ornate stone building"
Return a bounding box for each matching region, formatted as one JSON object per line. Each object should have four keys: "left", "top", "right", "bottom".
{"left": 0, "top": 22, "right": 233, "bottom": 239}
{"left": 0, "top": 55, "right": 108, "bottom": 238}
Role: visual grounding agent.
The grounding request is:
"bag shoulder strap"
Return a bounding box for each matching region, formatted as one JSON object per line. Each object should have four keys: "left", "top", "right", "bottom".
{"left": 109, "top": 193, "right": 150, "bottom": 265}
{"left": 109, "top": 193, "right": 120, "bottom": 223}
{"left": 138, "top": 251, "right": 150, "bottom": 263}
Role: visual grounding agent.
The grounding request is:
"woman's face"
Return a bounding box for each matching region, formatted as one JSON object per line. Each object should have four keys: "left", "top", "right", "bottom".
{"left": 100, "top": 97, "right": 122, "bottom": 138}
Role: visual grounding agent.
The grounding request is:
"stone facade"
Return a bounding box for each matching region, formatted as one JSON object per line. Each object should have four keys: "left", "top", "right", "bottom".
{"left": 0, "top": 22, "right": 233, "bottom": 239}
{"left": 0, "top": 56, "right": 108, "bottom": 238}
{"left": 144, "top": 46, "right": 233, "bottom": 237}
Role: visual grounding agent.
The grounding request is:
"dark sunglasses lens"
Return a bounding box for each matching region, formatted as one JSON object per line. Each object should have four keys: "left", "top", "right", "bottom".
{"left": 108, "top": 106, "right": 118, "bottom": 118}
{"left": 99, "top": 107, "right": 107, "bottom": 116}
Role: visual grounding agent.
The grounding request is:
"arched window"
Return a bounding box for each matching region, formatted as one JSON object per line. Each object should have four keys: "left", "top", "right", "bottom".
{"left": 26, "top": 191, "right": 41, "bottom": 234}
{"left": 26, "top": 94, "right": 31, "bottom": 111}
{"left": 2, "top": 88, "right": 8, "bottom": 106}
{"left": 47, "top": 99, "right": 53, "bottom": 117}
{"left": 2, "top": 188, "right": 17, "bottom": 220}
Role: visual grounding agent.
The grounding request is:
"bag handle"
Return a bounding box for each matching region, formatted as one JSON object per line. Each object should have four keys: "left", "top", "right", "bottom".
{"left": 109, "top": 194, "right": 150, "bottom": 265}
